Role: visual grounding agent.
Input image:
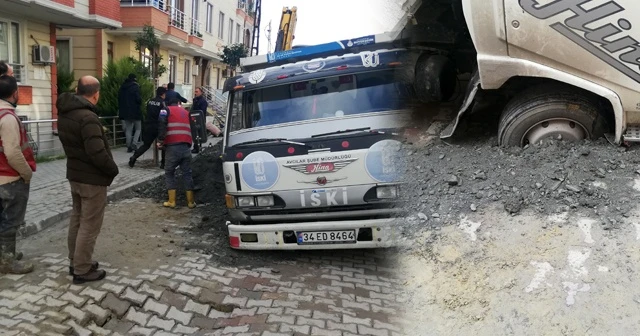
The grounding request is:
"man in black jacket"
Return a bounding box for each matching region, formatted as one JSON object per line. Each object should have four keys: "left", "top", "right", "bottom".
{"left": 117, "top": 74, "right": 142, "bottom": 153}
{"left": 129, "top": 87, "right": 167, "bottom": 168}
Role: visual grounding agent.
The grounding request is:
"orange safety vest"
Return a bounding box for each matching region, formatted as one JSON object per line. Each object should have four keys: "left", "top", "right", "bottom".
{"left": 0, "top": 108, "right": 36, "bottom": 176}
{"left": 164, "top": 105, "right": 193, "bottom": 146}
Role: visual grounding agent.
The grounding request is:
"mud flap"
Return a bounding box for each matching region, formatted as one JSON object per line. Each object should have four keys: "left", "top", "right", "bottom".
{"left": 440, "top": 70, "right": 481, "bottom": 139}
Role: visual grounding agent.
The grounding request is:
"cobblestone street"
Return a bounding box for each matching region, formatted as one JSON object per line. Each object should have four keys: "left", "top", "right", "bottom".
{"left": 1, "top": 199, "right": 409, "bottom": 336}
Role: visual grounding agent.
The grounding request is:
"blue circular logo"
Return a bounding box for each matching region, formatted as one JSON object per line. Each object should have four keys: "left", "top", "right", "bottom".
{"left": 241, "top": 151, "right": 280, "bottom": 190}
{"left": 365, "top": 140, "right": 406, "bottom": 183}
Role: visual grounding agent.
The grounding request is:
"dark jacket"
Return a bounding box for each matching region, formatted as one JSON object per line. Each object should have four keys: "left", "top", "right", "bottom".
{"left": 56, "top": 93, "right": 119, "bottom": 186}
{"left": 164, "top": 90, "right": 187, "bottom": 104}
{"left": 192, "top": 95, "right": 208, "bottom": 113}
{"left": 145, "top": 96, "right": 168, "bottom": 128}
{"left": 117, "top": 79, "right": 142, "bottom": 120}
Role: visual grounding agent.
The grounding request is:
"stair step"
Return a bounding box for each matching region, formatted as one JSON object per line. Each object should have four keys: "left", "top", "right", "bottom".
{"left": 623, "top": 127, "right": 640, "bottom": 142}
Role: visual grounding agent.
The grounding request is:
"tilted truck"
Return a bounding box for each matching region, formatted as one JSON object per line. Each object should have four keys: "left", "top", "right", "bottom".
{"left": 219, "top": 34, "right": 414, "bottom": 249}
{"left": 392, "top": 0, "right": 640, "bottom": 146}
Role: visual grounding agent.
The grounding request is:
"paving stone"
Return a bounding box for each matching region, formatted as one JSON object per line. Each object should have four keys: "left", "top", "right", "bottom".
{"left": 327, "top": 321, "right": 358, "bottom": 334}
{"left": 278, "top": 287, "right": 302, "bottom": 295}
{"left": 312, "top": 311, "right": 341, "bottom": 323}
{"left": 59, "top": 292, "right": 87, "bottom": 307}
{"left": 246, "top": 299, "right": 272, "bottom": 308}
{"left": 147, "top": 315, "right": 176, "bottom": 331}
{"left": 40, "top": 320, "right": 74, "bottom": 335}
{"left": 66, "top": 320, "right": 92, "bottom": 336}
{"left": 198, "top": 289, "right": 225, "bottom": 306}
{"left": 357, "top": 325, "right": 389, "bottom": 336}
{"left": 371, "top": 304, "right": 396, "bottom": 314}
{"left": 101, "top": 282, "right": 127, "bottom": 295}
{"left": 15, "top": 311, "right": 45, "bottom": 324}
{"left": 0, "top": 307, "right": 20, "bottom": 317}
{"left": 102, "top": 293, "right": 132, "bottom": 318}
{"left": 139, "top": 282, "right": 164, "bottom": 300}
{"left": 86, "top": 303, "right": 111, "bottom": 326}
{"left": 125, "top": 307, "right": 151, "bottom": 326}
{"left": 222, "top": 325, "right": 250, "bottom": 334}
{"left": 173, "top": 274, "right": 196, "bottom": 282}
{"left": 16, "top": 293, "right": 45, "bottom": 303}
{"left": 373, "top": 320, "right": 402, "bottom": 332}
{"left": 256, "top": 307, "right": 283, "bottom": 315}
{"left": 253, "top": 284, "right": 277, "bottom": 292}
{"left": 80, "top": 287, "right": 108, "bottom": 301}
{"left": 266, "top": 314, "right": 295, "bottom": 324}
{"left": 0, "top": 299, "right": 19, "bottom": 309}
{"left": 159, "top": 291, "right": 188, "bottom": 310}
{"left": 39, "top": 279, "right": 61, "bottom": 288}
{"left": 284, "top": 308, "right": 312, "bottom": 318}
{"left": 296, "top": 316, "right": 326, "bottom": 328}
{"left": 15, "top": 322, "right": 41, "bottom": 334}
{"left": 0, "top": 290, "right": 21, "bottom": 299}
{"left": 261, "top": 332, "right": 290, "bottom": 336}
{"left": 37, "top": 296, "right": 67, "bottom": 308}
{"left": 153, "top": 331, "right": 180, "bottom": 336}
{"left": 87, "top": 322, "right": 112, "bottom": 335}
{"left": 280, "top": 324, "right": 310, "bottom": 334}
{"left": 328, "top": 305, "right": 356, "bottom": 317}
{"left": 41, "top": 310, "right": 69, "bottom": 323}
{"left": 143, "top": 298, "right": 169, "bottom": 316}
{"left": 0, "top": 316, "right": 20, "bottom": 328}
{"left": 272, "top": 300, "right": 298, "bottom": 308}
{"left": 166, "top": 307, "right": 193, "bottom": 325}
{"left": 222, "top": 295, "right": 247, "bottom": 308}
{"left": 152, "top": 270, "right": 173, "bottom": 277}
{"left": 208, "top": 309, "right": 231, "bottom": 319}
{"left": 18, "top": 301, "right": 43, "bottom": 312}
{"left": 129, "top": 325, "right": 156, "bottom": 336}
{"left": 177, "top": 283, "right": 201, "bottom": 298}
{"left": 136, "top": 274, "right": 159, "bottom": 281}
{"left": 209, "top": 274, "right": 233, "bottom": 286}
{"left": 343, "top": 315, "right": 371, "bottom": 326}
{"left": 122, "top": 287, "right": 149, "bottom": 306}
{"left": 230, "top": 307, "right": 257, "bottom": 317}
{"left": 341, "top": 300, "right": 370, "bottom": 311}
{"left": 310, "top": 327, "right": 343, "bottom": 336}
{"left": 62, "top": 305, "right": 89, "bottom": 325}
{"left": 173, "top": 323, "right": 199, "bottom": 334}
{"left": 184, "top": 299, "right": 210, "bottom": 316}
{"left": 103, "top": 319, "right": 135, "bottom": 334}
{"left": 356, "top": 297, "right": 383, "bottom": 305}
{"left": 190, "top": 316, "right": 217, "bottom": 329}
{"left": 370, "top": 292, "right": 395, "bottom": 301}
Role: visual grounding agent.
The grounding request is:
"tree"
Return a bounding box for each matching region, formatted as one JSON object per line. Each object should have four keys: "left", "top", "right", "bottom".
{"left": 96, "top": 57, "right": 154, "bottom": 119}
{"left": 134, "top": 25, "right": 167, "bottom": 84}
{"left": 220, "top": 43, "right": 249, "bottom": 69}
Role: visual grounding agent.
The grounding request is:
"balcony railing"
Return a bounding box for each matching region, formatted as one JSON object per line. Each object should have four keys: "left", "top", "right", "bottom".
{"left": 190, "top": 18, "right": 202, "bottom": 37}
{"left": 168, "top": 6, "right": 186, "bottom": 31}
{"left": 120, "top": 0, "right": 165, "bottom": 10}
{"left": 10, "top": 64, "right": 25, "bottom": 84}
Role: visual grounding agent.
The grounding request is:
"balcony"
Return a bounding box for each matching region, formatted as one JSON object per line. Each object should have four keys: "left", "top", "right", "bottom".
{"left": 167, "top": 6, "right": 188, "bottom": 40}
{"left": 120, "top": 0, "right": 169, "bottom": 33}
{"left": 189, "top": 18, "right": 204, "bottom": 47}
{"left": 5, "top": 0, "right": 121, "bottom": 28}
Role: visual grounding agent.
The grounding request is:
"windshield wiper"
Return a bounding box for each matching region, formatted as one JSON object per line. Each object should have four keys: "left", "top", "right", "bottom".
{"left": 232, "top": 138, "right": 310, "bottom": 147}
{"left": 311, "top": 127, "right": 378, "bottom": 138}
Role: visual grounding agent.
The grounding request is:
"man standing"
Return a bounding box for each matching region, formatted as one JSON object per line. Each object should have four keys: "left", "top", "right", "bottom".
{"left": 57, "top": 76, "right": 119, "bottom": 284}
{"left": 0, "top": 75, "right": 35, "bottom": 274}
{"left": 158, "top": 99, "right": 196, "bottom": 209}
{"left": 190, "top": 87, "right": 209, "bottom": 154}
{"left": 164, "top": 83, "right": 188, "bottom": 105}
{"left": 129, "top": 87, "right": 167, "bottom": 169}
{"left": 0, "top": 61, "right": 13, "bottom": 77}
{"left": 117, "top": 74, "right": 142, "bottom": 153}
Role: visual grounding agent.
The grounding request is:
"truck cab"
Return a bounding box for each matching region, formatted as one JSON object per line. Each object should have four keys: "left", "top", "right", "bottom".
{"left": 220, "top": 34, "right": 413, "bottom": 249}
{"left": 395, "top": 0, "right": 640, "bottom": 146}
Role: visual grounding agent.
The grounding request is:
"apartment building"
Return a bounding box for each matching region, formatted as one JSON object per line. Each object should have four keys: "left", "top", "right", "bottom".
{"left": 58, "top": 0, "right": 255, "bottom": 102}
{"left": 1, "top": 0, "right": 121, "bottom": 121}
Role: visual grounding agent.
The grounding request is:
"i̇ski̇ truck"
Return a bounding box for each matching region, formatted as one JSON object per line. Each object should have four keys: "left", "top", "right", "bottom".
{"left": 220, "top": 33, "right": 413, "bottom": 250}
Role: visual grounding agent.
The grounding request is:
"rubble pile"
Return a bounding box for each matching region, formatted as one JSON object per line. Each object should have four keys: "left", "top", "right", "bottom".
{"left": 399, "top": 136, "right": 640, "bottom": 236}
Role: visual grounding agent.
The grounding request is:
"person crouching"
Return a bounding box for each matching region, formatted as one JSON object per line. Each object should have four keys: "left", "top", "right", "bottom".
{"left": 157, "top": 98, "right": 196, "bottom": 209}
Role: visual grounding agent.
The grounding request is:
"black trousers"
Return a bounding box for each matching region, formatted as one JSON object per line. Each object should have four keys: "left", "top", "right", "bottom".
{"left": 132, "top": 125, "right": 165, "bottom": 165}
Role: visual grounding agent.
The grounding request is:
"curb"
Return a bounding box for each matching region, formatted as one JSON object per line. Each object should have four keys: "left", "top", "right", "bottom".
{"left": 17, "top": 171, "right": 164, "bottom": 239}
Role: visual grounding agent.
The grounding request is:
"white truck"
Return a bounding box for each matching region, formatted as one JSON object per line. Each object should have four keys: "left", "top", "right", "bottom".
{"left": 219, "top": 34, "right": 413, "bottom": 249}
{"left": 394, "top": 0, "right": 640, "bottom": 146}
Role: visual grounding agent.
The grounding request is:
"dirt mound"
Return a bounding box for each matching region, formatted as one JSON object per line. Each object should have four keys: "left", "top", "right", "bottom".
{"left": 398, "top": 134, "right": 640, "bottom": 240}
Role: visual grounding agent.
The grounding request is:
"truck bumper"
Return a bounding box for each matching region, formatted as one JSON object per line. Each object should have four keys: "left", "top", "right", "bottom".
{"left": 227, "top": 218, "right": 405, "bottom": 250}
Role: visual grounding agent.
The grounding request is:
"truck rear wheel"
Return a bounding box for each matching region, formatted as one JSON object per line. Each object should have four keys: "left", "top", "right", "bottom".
{"left": 497, "top": 85, "right": 607, "bottom": 147}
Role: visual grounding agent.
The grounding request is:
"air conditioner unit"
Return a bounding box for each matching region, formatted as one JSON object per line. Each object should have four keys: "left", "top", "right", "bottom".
{"left": 32, "top": 45, "right": 56, "bottom": 64}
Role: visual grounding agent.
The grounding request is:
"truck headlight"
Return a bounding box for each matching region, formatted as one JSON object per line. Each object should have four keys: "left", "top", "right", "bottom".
{"left": 256, "top": 195, "right": 275, "bottom": 207}
{"left": 376, "top": 186, "right": 398, "bottom": 199}
{"left": 237, "top": 196, "right": 255, "bottom": 207}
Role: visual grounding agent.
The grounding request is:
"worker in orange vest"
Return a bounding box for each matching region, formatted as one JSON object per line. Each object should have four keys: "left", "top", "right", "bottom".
{"left": 0, "top": 75, "right": 36, "bottom": 274}
{"left": 157, "top": 98, "right": 196, "bottom": 209}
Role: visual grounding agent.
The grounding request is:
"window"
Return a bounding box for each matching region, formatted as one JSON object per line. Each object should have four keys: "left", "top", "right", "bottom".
{"left": 218, "top": 12, "right": 225, "bottom": 39}
{"left": 107, "top": 42, "right": 114, "bottom": 63}
{"left": 236, "top": 23, "right": 241, "bottom": 43}
{"left": 228, "top": 19, "right": 233, "bottom": 44}
{"left": 168, "top": 55, "right": 177, "bottom": 83}
{"left": 0, "top": 20, "right": 24, "bottom": 83}
{"left": 184, "top": 59, "right": 191, "bottom": 84}
{"left": 206, "top": 4, "right": 213, "bottom": 33}
{"left": 56, "top": 38, "right": 72, "bottom": 75}
{"left": 140, "top": 48, "right": 153, "bottom": 70}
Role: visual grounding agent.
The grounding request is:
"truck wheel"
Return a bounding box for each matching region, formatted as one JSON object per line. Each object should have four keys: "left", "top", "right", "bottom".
{"left": 497, "top": 85, "right": 607, "bottom": 147}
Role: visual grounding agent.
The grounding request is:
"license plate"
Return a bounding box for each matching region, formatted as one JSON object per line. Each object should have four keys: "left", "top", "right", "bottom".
{"left": 297, "top": 230, "right": 356, "bottom": 245}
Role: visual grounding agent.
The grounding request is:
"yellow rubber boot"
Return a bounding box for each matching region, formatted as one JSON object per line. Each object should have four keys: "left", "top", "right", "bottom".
{"left": 186, "top": 191, "right": 196, "bottom": 209}
{"left": 163, "top": 190, "right": 177, "bottom": 208}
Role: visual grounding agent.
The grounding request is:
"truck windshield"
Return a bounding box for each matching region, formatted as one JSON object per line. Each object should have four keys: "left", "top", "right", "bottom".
{"left": 229, "top": 69, "right": 411, "bottom": 132}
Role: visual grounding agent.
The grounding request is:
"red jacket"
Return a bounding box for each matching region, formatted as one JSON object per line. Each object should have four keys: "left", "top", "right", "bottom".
{"left": 163, "top": 105, "right": 192, "bottom": 146}
{"left": 0, "top": 108, "right": 36, "bottom": 177}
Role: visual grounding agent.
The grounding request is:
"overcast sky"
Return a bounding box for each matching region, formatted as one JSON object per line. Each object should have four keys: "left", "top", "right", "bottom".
{"left": 257, "top": 0, "right": 407, "bottom": 55}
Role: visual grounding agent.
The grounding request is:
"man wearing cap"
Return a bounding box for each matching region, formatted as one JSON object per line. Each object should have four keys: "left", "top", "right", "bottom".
{"left": 117, "top": 74, "right": 142, "bottom": 152}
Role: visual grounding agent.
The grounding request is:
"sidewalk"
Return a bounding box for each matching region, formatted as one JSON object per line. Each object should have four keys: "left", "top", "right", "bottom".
{"left": 20, "top": 138, "right": 220, "bottom": 238}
